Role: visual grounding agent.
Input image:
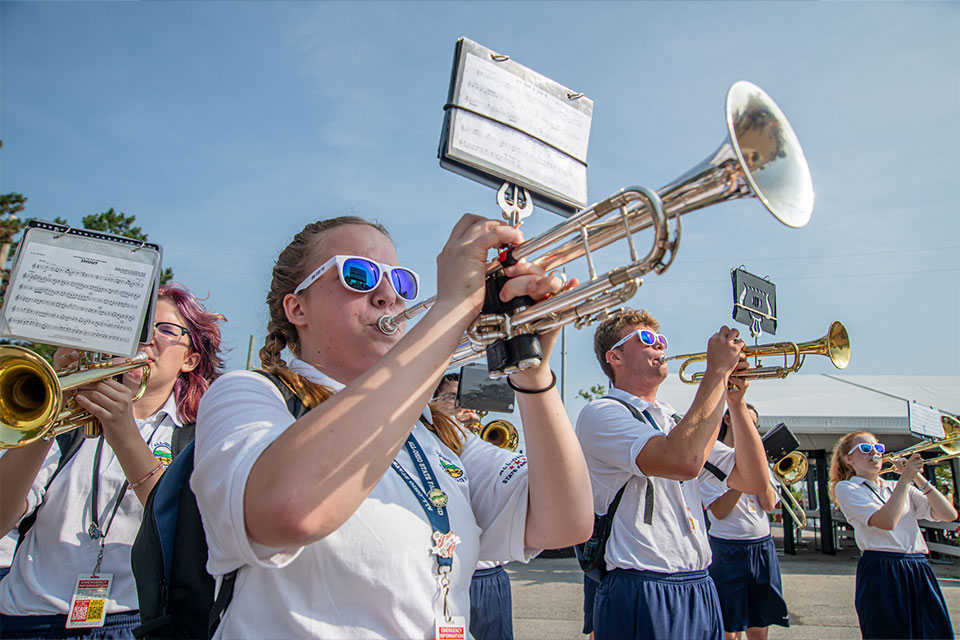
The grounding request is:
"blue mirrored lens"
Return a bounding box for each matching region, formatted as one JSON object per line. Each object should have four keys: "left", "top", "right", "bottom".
{"left": 638, "top": 330, "right": 656, "bottom": 346}
{"left": 390, "top": 269, "right": 418, "bottom": 301}
{"left": 857, "top": 443, "right": 873, "bottom": 453}
{"left": 342, "top": 259, "right": 379, "bottom": 291}
{"left": 874, "top": 444, "right": 885, "bottom": 454}
{"left": 657, "top": 334, "right": 668, "bottom": 349}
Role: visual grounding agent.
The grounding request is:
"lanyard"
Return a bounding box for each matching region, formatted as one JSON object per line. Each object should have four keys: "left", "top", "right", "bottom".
{"left": 391, "top": 428, "right": 459, "bottom": 621}
{"left": 88, "top": 421, "right": 163, "bottom": 575}
{"left": 391, "top": 433, "right": 454, "bottom": 566}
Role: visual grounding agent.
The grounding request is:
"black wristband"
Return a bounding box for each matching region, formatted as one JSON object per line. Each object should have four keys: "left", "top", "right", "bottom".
{"left": 506, "top": 370, "right": 557, "bottom": 394}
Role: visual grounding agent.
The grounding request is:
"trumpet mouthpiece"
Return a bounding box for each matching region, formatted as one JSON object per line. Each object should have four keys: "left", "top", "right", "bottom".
{"left": 377, "top": 315, "right": 399, "bottom": 336}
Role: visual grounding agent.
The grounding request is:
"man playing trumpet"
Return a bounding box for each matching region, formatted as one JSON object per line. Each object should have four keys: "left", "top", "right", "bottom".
{"left": 575, "top": 308, "right": 770, "bottom": 640}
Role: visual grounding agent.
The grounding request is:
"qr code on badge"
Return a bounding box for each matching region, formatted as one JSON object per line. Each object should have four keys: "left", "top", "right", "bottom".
{"left": 87, "top": 599, "right": 105, "bottom": 621}
{"left": 70, "top": 600, "right": 89, "bottom": 622}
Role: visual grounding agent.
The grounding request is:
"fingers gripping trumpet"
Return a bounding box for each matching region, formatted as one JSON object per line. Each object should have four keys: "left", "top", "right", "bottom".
{"left": 379, "top": 81, "right": 815, "bottom": 378}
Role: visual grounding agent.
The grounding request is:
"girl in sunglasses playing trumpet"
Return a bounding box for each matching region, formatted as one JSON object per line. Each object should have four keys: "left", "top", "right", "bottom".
{"left": 0, "top": 284, "right": 225, "bottom": 638}
{"left": 192, "top": 215, "right": 593, "bottom": 639}
{"left": 830, "top": 432, "right": 957, "bottom": 640}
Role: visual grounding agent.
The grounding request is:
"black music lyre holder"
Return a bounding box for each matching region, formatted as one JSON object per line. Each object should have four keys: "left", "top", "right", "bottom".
{"left": 731, "top": 267, "right": 777, "bottom": 338}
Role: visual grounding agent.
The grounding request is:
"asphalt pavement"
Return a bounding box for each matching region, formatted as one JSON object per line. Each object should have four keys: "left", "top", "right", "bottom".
{"left": 507, "top": 538, "right": 960, "bottom": 639}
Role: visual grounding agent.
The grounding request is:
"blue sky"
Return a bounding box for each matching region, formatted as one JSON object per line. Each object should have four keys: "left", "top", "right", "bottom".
{"left": 2, "top": 1, "right": 957, "bottom": 422}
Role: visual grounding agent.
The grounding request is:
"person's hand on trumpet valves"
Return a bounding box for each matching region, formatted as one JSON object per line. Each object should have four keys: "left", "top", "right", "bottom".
{"left": 703, "top": 325, "right": 747, "bottom": 382}
{"left": 432, "top": 214, "right": 578, "bottom": 383}
{"left": 53, "top": 347, "right": 139, "bottom": 446}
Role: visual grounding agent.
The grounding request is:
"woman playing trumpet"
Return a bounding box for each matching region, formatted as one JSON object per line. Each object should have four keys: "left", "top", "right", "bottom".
{"left": 830, "top": 431, "right": 957, "bottom": 640}
{"left": 191, "top": 215, "right": 593, "bottom": 638}
{"left": 0, "top": 284, "right": 225, "bottom": 638}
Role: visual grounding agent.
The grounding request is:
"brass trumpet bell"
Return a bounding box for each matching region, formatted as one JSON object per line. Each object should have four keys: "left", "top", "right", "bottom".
{"left": 0, "top": 345, "right": 150, "bottom": 449}
{"left": 480, "top": 419, "right": 519, "bottom": 451}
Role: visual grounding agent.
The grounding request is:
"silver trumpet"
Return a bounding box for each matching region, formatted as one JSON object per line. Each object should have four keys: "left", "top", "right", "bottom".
{"left": 379, "top": 81, "right": 814, "bottom": 377}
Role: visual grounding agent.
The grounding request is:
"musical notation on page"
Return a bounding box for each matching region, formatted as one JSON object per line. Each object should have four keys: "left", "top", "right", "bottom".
{"left": 0, "top": 231, "right": 159, "bottom": 356}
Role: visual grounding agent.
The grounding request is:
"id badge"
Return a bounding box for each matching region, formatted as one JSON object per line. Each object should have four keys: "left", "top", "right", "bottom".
{"left": 684, "top": 504, "right": 697, "bottom": 532}
{"left": 435, "top": 616, "right": 467, "bottom": 640}
{"left": 747, "top": 497, "right": 757, "bottom": 514}
{"left": 66, "top": 573, "right": 112, "bottom": 628}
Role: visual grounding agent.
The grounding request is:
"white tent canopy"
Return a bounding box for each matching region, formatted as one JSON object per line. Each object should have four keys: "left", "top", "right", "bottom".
{"left": 656, "top": 374, "right": 960, "bottom": 452}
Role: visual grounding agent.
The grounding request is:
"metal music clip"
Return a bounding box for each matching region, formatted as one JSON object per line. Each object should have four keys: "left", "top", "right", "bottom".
{"left": 52, "top": 225, "right": 74, "bottom": 240}
{"left": 496, "top": 182, "right": 533, "bottom": 226}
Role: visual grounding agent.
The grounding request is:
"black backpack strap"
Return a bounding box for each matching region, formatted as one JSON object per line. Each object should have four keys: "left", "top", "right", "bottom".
{"left": 601, "top": 396, "right": 664, "bottom": 525}
{"left": 253, "top": 370, "right": 309, "bottom": 419}
{"left": 703, "top": 461, "right": 727, "bottom": 482}
{"left": 15, "top": 429, "right": 85, "bottom": 553}
{"left": 172, "top": 422, "right": 196, "bottom": 458}
{"left": 208, "top": 569, "right": 239, "bottom": 638}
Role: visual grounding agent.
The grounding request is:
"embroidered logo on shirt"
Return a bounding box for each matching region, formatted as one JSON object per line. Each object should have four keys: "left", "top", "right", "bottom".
{"left": 499, "top": 456, "right": 527, "bottom": 485}
{"left": 437, "top": 454, "right": 467, "bottom": 482}
{"left": 152, "top": 443, "right": 173, "bottom": 467}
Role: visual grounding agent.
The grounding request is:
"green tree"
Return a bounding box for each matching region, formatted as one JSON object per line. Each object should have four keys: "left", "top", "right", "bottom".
{"left": 82, "top": 208, "right": 173, "bottom": 284}
{"left": 577, "top": 383, "right": 608, "bottom": 402}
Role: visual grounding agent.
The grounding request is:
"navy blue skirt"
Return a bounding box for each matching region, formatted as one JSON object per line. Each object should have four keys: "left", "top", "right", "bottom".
{"left": 593, "top": 568, "right": 723, "bottom": 640}
{"left": 707, "top": 535, "right": 789, "bottom": 632}
{"left": 0, "top": 611, "right": 140, "bottom": 639}
{"left": 582, "top": 574, "right": 599, "bottom": 635}
{"left": 855, "top": 550, "right": 954, "bottom": 639}
{"left": 468, "top": 565, "right": 513, "bottom": 640}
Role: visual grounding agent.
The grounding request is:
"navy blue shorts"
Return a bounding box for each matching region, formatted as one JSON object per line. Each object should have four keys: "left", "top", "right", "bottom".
{"left": 0, "top": 611, "right": 140, "bottom": 639}
{"left": 468, "top": 565, "right": 513, "bottom": 640}
{"left": 593, "top": 568, "right": 723, "bottom": 640}
{"left": 855, "top": 550, "right": 954, "bottom": 639}
{"left": 707, "top": 535, "right": 789, "bottom": 632}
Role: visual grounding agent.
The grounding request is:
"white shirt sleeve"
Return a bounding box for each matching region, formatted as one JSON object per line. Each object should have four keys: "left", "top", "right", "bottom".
{"left": 698, "top": 444, "right": 735, "bottom": 507}
{"left": 459, "top": 434, "right": 536, "bottom": 564}
{"left": 834, "top": 480, "right": 880, "bottom": 527}
{"left": 7, "top": 445, "right": 61, "bottom": 525}
{"left": 577, "top": 400, "right": 662, "bottom": 477}
{"left": 192, "top": 371, "right": 305, "bottom": 576}
{"left": 908, "top": 484, "right": 934, "bottom": 521}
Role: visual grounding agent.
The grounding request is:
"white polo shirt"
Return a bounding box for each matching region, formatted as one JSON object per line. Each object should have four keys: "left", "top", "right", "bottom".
{"left": 698, "top": 442, "right": 774, "bottom": 540}
{"left": 192, "top": 359, "right": 536, "bottom": 640}
{"left": 0, "top": 394, "right": 181, "bottom": 616}
{"left": 834, "top": 476, "right": 933, "bottom": 554}
{"left": 0, "top": 531, "right": 17, "bottom": 570}
{"left": 575, "top": 388, "right": 711, "bottom": 573}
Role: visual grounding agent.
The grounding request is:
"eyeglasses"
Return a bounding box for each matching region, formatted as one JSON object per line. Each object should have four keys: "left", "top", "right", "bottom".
{"left": 609, "top": 329, "right": 668, "bottom": 352}
{"left": 293, "top": 255, "right": 420, "bottom": 302}
{"left": 153, "top": 322, "right": 190, "bottom": 347}
{"left": 848, "top": 442, "right": 885, "bottom": 455}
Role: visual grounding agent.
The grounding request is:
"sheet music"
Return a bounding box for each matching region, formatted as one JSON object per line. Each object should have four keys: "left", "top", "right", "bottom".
{"left": 440, "top": 39, "right": 593, "bottom": 211}
{"left": 449, "top": 109, "right": 588, "bottom": 204}
{"left": 1, "top": 236, "right": 156, "bottom": 356}
{"left": 458, "top": 53, "right": 591, "bottom": 161}
{"left": 908, "top": 401, "right": 945, "bottom": 439}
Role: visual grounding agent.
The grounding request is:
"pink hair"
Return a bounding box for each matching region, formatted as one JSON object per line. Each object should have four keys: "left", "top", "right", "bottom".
{"left": 158, "top": 284, "right": 226, "bottom": 423}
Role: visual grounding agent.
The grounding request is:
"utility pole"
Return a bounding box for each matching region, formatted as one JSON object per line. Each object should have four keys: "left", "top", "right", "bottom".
{"left": 245, "top": 334, "right": 255, "bottom": 370}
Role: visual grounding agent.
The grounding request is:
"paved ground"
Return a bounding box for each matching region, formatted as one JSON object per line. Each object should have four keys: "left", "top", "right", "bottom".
{"left": 508, "top": 538, "right": 960, "bottom": 639}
